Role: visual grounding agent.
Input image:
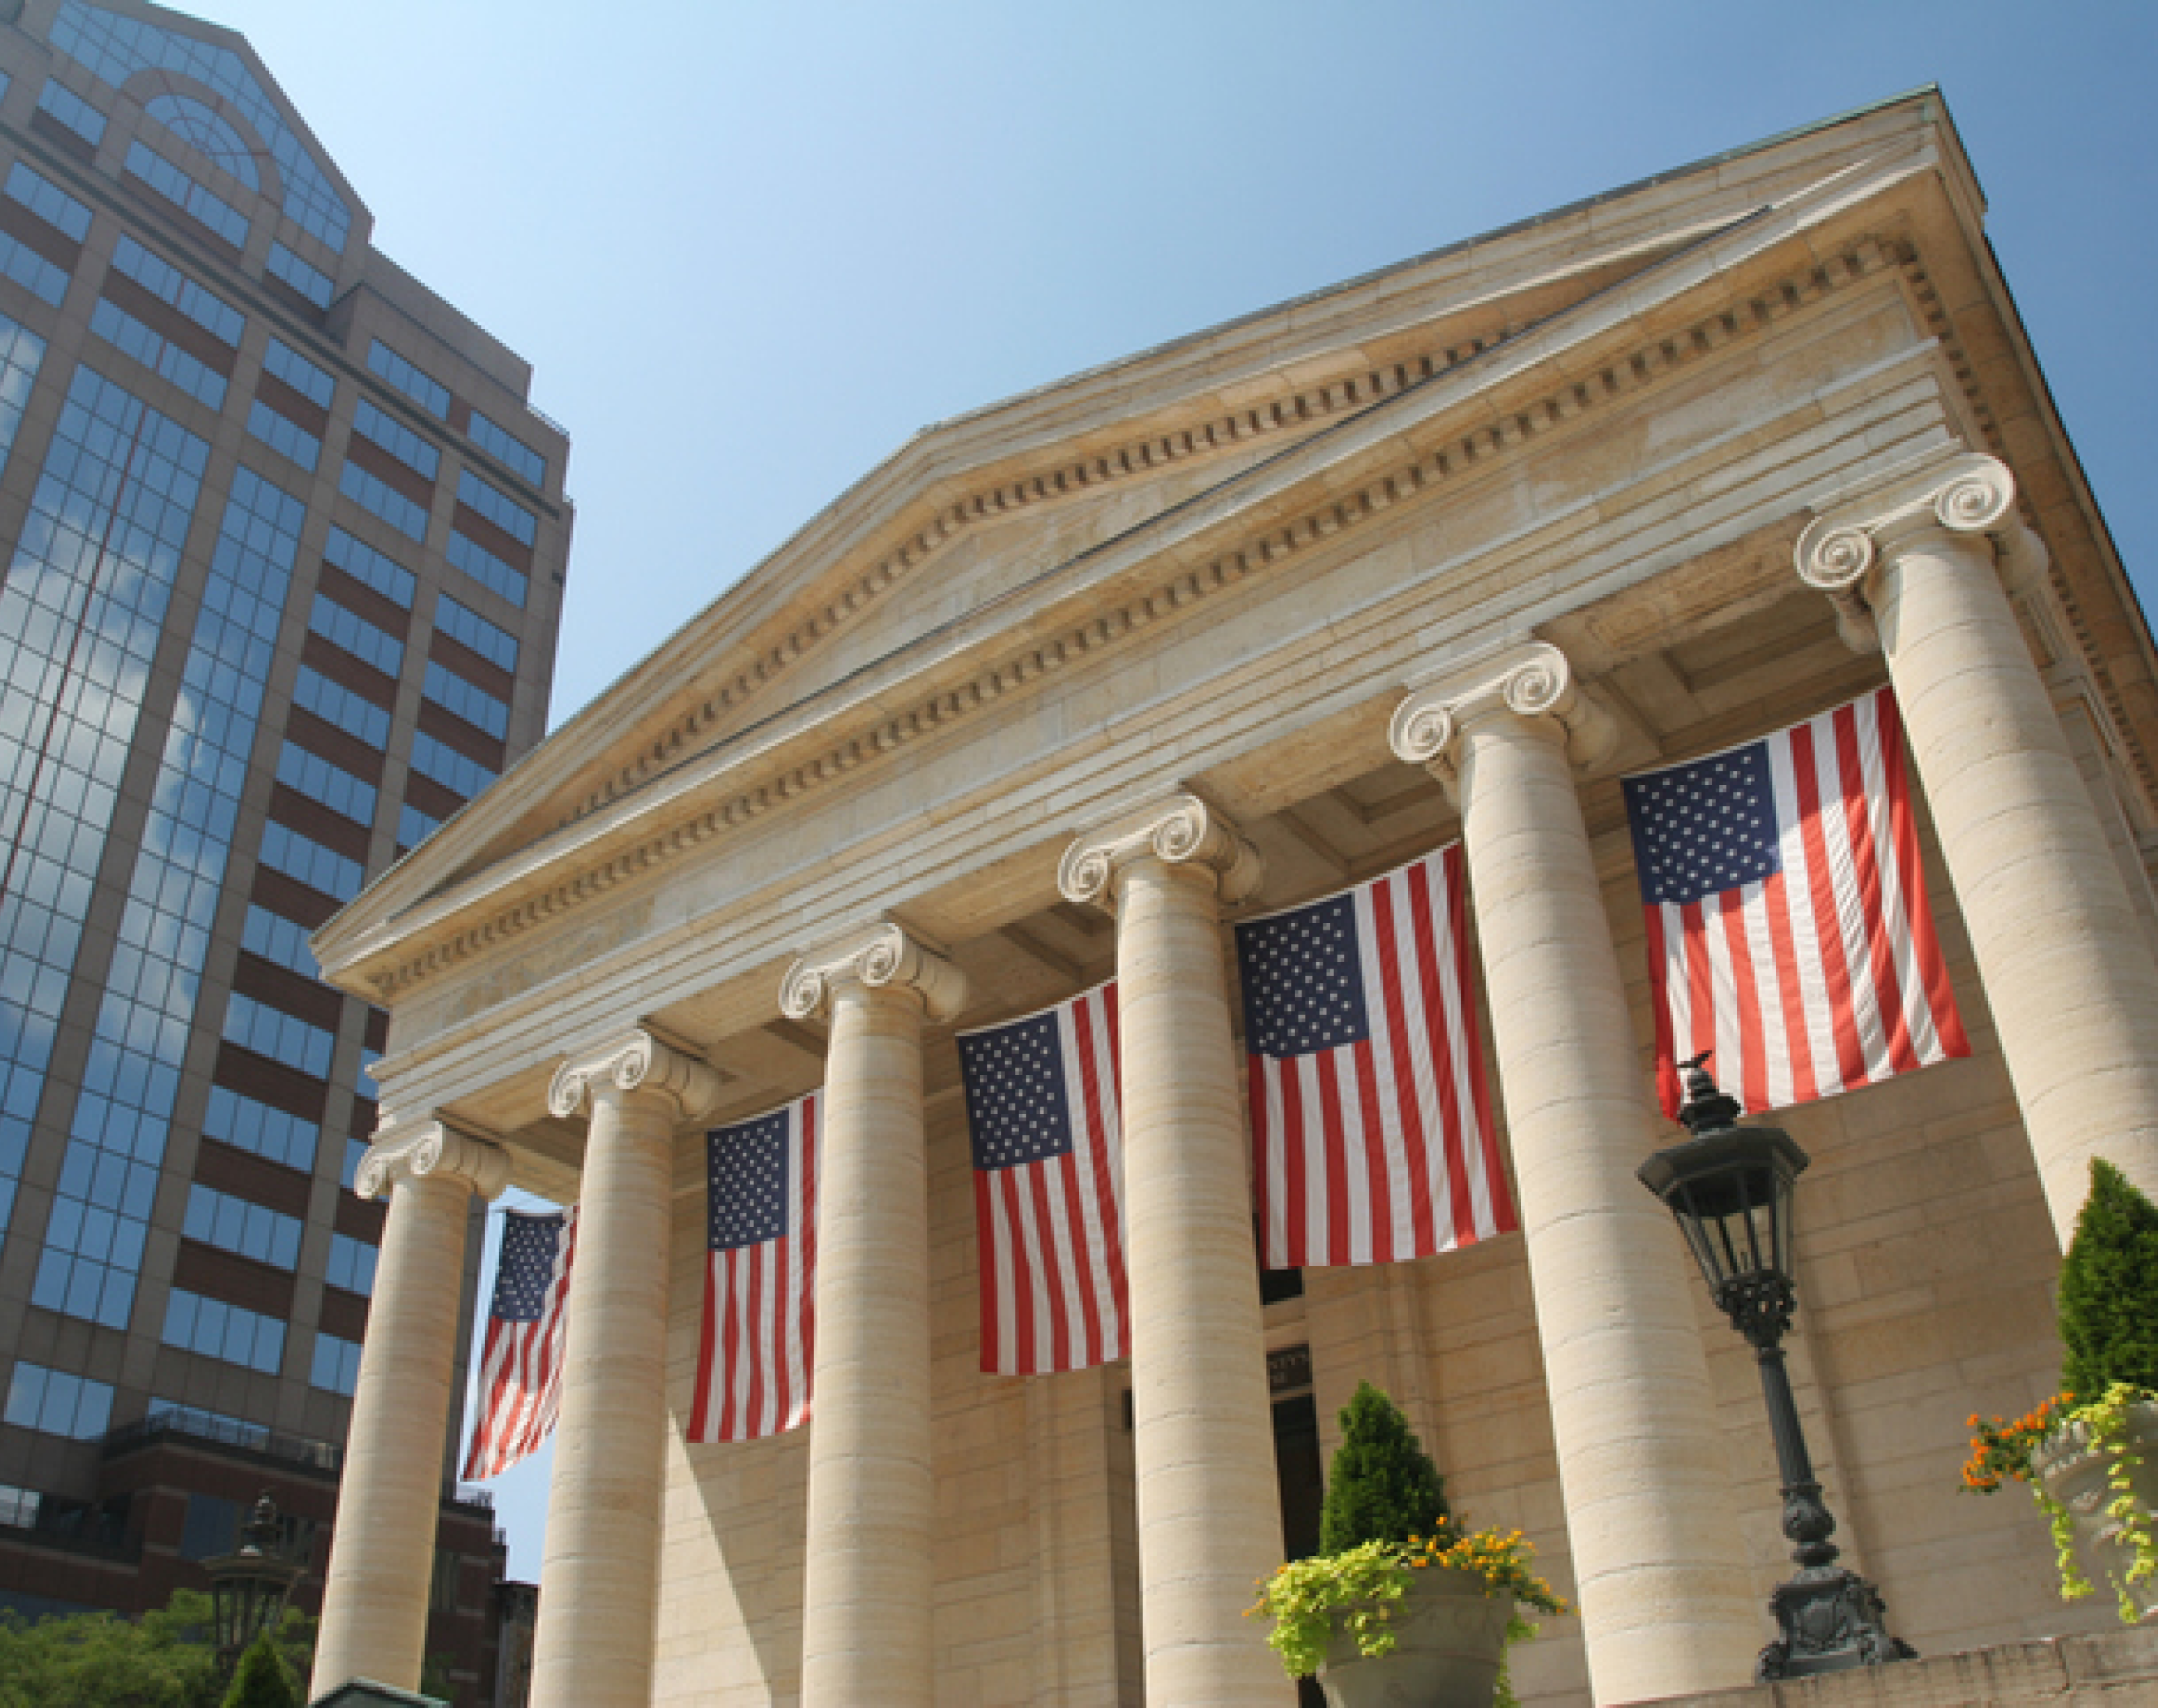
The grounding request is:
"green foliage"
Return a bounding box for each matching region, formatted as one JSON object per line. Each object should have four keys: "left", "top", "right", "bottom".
{"left": 1247, "top": 1527, "right": 1567, "bottom": 1683}
{"left": 0, "top": 1589, "right": 220, "bottom": 1708}
{"left": 2060, "top": 1160, "right": 2158, "bottom": 1400}
{"left": 219, "top": 1635, "right": 298, "bottom": 1708}
{"left": 1317, "top": 1382, "right": 1450, "bottom": 1554}
{"left": 0, "top": 1590, "right": 315, "bottom": 1708}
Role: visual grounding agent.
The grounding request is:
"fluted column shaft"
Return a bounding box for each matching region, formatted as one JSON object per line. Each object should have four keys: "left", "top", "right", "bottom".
{"left": 1807, "top": 470, "right": 2158, "bottom": 1239}
{"left": 784, "top": 924, "right": 964, "bottom": 1708}
{"left": 312, "top": 1121, "right": 508, "bottom": 1701}
{"left": 1062, "top": 796, "right": 1290, "bottom": 1708}
{"left": 1394, "top": 648, "right": 1757, "bottom": 1704}
{"left": 532, "top": 1033, "right": 719, "bottom": 1708}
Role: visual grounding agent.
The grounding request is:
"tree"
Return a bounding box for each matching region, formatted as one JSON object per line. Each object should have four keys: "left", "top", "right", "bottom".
{"left": 1317, "top": 1381, "right": 1451, "bottom": 1555}
{"left": 2059, "top": 1158, "right": 2158, "bottom": 1399}
{"left": 220, "top": 1635, "right": 298, "bottom": 1708}
{"left": 0, "top": 1590, "right": 220, "bottom": 1708}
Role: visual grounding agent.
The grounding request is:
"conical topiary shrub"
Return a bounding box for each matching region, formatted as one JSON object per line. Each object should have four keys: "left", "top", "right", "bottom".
{"left": 1318, "top": 1381, "right": 1451, "bottom": 1554}
{"left": 2060, "top": 1158, "right": 2158, "bottom": 1399}
{"left": 222, "top": 1632, "right": 300, "bottom": 1708}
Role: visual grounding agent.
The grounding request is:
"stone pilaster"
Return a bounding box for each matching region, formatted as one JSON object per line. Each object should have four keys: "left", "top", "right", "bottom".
{"left": 530, "top": 1030, "right": 722, "bottom": 1708}
{"left": 1797, "top": 450, "right": 2158, "bottom": 1240}
{"left": 1058, "top": 793, "right": 1291, "bottom": 1708}
{"left": 312, "top": 1119, "right": 510, "bottom": 1702}
{"left": 1391, "top": 644, "right": 1760, "bottom": 1704}
{"left": 781, "top": 923, "right": 965, "bottom": 1708}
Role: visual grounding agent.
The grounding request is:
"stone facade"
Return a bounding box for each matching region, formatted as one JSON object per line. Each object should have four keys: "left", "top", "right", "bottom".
{"left": 312, "top": 92, "right": 2157, "bottom": 1707}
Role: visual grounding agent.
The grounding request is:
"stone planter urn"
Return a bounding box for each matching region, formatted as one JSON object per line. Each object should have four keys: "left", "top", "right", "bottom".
{"left": 2030, "top": 1398, "right": 2158, "bottom": 1621}
{"left": 1317, "top": 1566, "right": 1514, "bottom": 1708}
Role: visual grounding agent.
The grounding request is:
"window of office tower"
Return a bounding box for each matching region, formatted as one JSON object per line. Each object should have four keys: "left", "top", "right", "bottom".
{"left": 49, "top": 2, "right": 352, "bottom": 250}
{"left": 33, "top": 469, "right": 303, "bottom": 1329}
{"left": 0, "top": 368, "right": 203, "bottom": 1265}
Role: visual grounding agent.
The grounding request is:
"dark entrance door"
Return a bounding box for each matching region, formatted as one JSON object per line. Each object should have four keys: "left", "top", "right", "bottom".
{"left": 1272, "top": 1384, "right": 1327, "bottom": 1708}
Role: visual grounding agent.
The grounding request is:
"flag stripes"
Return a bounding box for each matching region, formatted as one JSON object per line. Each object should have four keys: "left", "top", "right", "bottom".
{"left": 1240, "top": 844, "right": 1514, "bottom": 1270}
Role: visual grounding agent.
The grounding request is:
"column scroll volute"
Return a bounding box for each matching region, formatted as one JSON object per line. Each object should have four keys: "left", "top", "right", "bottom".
{"left": 546, "top": 1026, "right": 725, "bottom": 1125}
{"left": 779, "top": 921, "right": 969, "bottom": 1023}
{"left": 1388, "top": 639, "right": 1618, "bottom": 799}
{"left": 355, "top": 1117, "right": 513, "bottom": 1202}
{"left": 1056, "top": 791, "right": 1264, "bottom": 913}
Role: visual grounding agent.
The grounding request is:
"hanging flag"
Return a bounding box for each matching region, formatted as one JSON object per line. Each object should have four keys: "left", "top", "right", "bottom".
{"left": 462, "top": 1207, "right": 575, "bottom": 1480}
{"left": 1236, "top": 845, "right": 1514, "bottom": 1269}
{"left": 1622, "top": 684, "right": 1968, "bottom": 1119}
{"left": 958, "top": 982, "right": 1127, "bottom": 1375}
{"left": 687, "top": 1092, "right": 820, "bottom": 1443}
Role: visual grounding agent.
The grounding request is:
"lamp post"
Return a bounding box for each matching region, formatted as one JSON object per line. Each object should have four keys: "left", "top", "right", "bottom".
{"left": 1636, "top": 1056, "right": 1915, "bottom": 1681}
{"left": 203, "top": 1492, "right": 302, "bottom": 1671}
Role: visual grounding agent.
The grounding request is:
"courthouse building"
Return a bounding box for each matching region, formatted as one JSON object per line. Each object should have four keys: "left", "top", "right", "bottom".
{"left": 314, "top": 89, "right": 2158, "bottom": 1707}
{"left": 0, "top": 1, "right": 570, "bottom": 1697}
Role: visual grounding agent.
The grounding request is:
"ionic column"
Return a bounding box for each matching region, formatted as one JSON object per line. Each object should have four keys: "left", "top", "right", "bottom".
{"left": 781, "top": 924, "right": 966, "bottom": 1708}
{"left": 532, "top": 1030, "right": 722, "bottom": 1708}
{"left": 312, "top": 1119, "right": 510, "bottom": 1701}
{"left": 1798, "top": 450, "right": 2158, "bottom": 1241}
{"left": 1059, "top": 796, "right": 1292, "bottom": 1708}
{"left": 1392, "top": 645, "right": 1759, "bottom": 1704}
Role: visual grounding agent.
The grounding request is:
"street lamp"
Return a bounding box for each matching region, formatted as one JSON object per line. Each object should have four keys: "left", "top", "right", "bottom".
{"left": 1636, "top": 1056, "right": 1915, "bottom": 1681}
{"left": 203, "top": 1492, "right": 302, "bottom": 1670}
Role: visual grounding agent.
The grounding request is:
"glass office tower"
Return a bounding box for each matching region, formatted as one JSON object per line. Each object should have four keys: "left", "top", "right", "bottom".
{"left": 0, "top": 2, "right": 569, "bottom": 1693}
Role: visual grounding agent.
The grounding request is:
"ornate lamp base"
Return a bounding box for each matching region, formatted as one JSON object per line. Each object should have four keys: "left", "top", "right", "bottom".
{"left": 1758, "top": 1566, "right": 1918, "bottom": 1680}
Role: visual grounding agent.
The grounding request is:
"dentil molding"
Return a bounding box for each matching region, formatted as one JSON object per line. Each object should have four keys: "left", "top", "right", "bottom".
{"left": 779, "top": 921, "right": 969, "bottom": 1023}
{"left": 546, "top": 1027, "right": 726, "bottom": 1123}
{"left": 1057, "top": 792, "right": 1264, "bottom": 912}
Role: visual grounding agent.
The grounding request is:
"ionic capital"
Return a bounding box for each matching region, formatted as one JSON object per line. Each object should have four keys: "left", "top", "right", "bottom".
{"left": 779, "top": 921, "right": 968, "bottom": 1023}
{"left": 1388, "top": 640, "right": 1618, "bottom": 788}
{"left": 1794, "top": 449, "right": 2043, "bottom": 648}
{"left": 355, "top": 1116, "right": 513, "bottom": 1203}
{"left": 1057, "top": 791, "right": 1263, "bottom": 912}
{"left": 547, "top": 1027, "right": 725, "bottom": 1122}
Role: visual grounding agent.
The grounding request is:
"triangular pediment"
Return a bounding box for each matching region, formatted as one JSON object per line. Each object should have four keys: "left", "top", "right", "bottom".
{"left": 329, "top": 85, "right": 2097, "bottom": 988}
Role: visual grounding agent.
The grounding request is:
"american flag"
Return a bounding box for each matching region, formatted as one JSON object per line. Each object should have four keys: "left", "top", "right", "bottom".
{"left": 462, "top": 1208, "right": 575, "bottom": 1480}
{"left": 1236, "top": 845, "right": 1515, "bottom": 1269}
{"left": 1622, "top": 685, "right": 1968, "bottom": 1118}
{"left": 958, "top": 983, "right": 1128, "bottom": 1375}
{"left": 687, "top": 1093, "right": 820, "bottom": 1443}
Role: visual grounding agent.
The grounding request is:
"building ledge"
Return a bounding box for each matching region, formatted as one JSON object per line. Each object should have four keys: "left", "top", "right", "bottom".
{"left": 1639, "top": 1628, "right": 2158, "bottom": 1707}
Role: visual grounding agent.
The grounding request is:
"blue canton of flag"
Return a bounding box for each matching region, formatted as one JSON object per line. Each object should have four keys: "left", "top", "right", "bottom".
{"left": 964, "top": 1010, "right": 1074, "bottom": 1171}
{"left": 689, "top": 1092, "right": 820, "bottom": 1444}
{"left": 958, "top": 983, "right": 1125, "bottom": 1375}
{"left": 1625, "top": 743, "right": 1781, "bottom": 906}
{"left": 1236, "top": 891, "right": 1367, "bottom": 1056}
{"left": 492, "top": 1214, "right": 566, "bottom": 1319}
{"left": 709, "top": 1109, "right": 790, "bottom": 1250}
{"left": 462, "top": 1208, "right": 575, "bottom": 1480}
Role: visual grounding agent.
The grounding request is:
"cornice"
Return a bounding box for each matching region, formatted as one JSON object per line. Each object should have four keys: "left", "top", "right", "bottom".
{"left": 355, "top": 234, "right": 1905, "bottom": 1006}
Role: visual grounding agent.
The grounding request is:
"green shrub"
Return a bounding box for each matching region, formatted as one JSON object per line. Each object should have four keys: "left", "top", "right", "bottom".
{"left": 1317, "top": 1381, "right": 1450, "bottom": 1554}
{"left": 2059, "top": 1159, "right": 2158, "bottom": 1400}
{"left": 220, "top": 1634, "right": 298, "bottom": 1708}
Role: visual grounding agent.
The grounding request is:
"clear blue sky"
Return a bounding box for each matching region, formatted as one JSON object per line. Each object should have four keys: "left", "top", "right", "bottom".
{"left": 194, "top": 0, "right": 2157, "bottom": 1581}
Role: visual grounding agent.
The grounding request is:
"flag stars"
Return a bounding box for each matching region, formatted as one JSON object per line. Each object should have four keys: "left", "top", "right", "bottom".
{"left": 1236, "top": 892, "right": 1370, "bottom": 1058}
{"left": 1622, "top": 742, "right": 1781, "bottom": 906}
{"left": 961, "top": 1011, "right": 1075, "bottom": 1169}
{"left": 709, "top": 1112, "right": 791, "bottom": 1250}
